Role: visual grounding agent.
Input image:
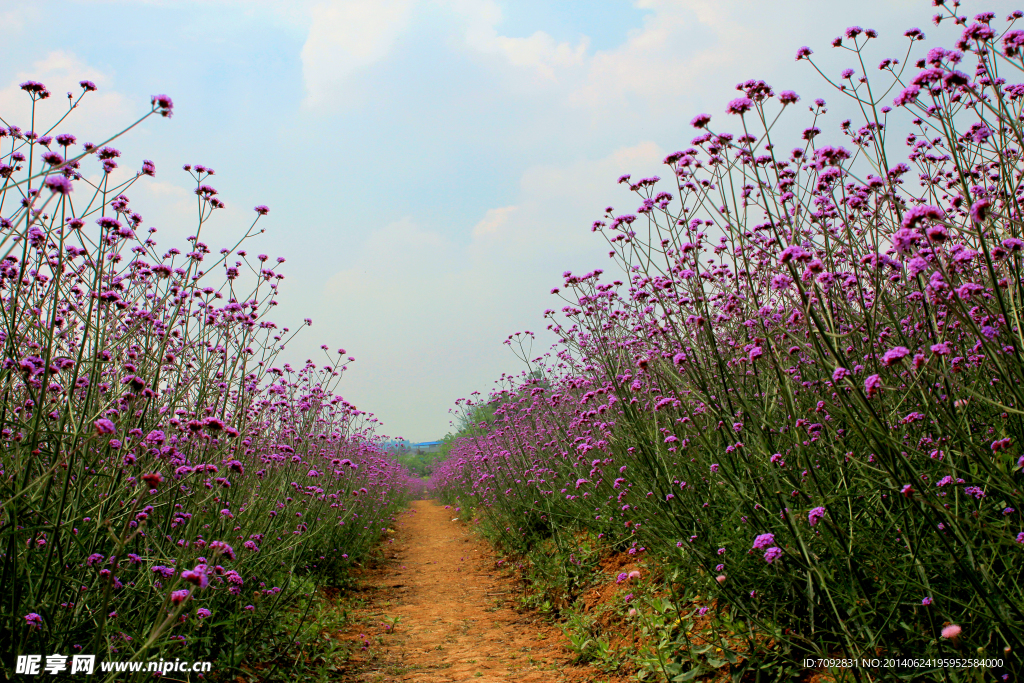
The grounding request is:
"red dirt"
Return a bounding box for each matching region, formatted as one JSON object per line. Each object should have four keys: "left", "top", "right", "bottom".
{"left": 338, "top": 499, "right": 627, "bottom": 683}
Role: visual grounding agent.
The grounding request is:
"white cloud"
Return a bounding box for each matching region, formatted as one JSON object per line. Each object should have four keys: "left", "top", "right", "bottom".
{"left": 301, "top": 0, "right": 417, "bottom": 106}
{"left": 463, "top": 15, "right": 589, "bottom": 82}
{"left": 476, "top": 31, "right": 589, "bottom": 82}
{"left": 0, "top": 5, "right": 39, "bottom": 31}
{"left": 0, "top": 50, "right": 139, "bottom": 143}
{"left": 311, "top": 141, "right": 664, "bottom": 439}
{"left": 399, "top": 0, "right": 752, "bottom": 127}
{"left": 570, "top": 1, "right": 723, "bottom": 108}
{"left": 442, "top": 0, "right": 588, "bottom": 82}
{"left": 471, "top": 204, "right": 516, "bottom": 237}
{"left": 299, "top": 0, "right": 594, "bottom": 103}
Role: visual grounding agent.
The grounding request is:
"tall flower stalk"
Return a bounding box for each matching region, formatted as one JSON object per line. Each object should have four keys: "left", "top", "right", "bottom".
{"left": 0, "top": 83, "right": 411, "bottom": 675}
{"left": 435, "top": 6, "right": 1024, "bottom": 679}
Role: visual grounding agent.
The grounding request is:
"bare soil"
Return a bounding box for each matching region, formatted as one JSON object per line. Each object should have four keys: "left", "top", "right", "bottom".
{"left": 337, "top": 499, "right": 627, "bottom": 683}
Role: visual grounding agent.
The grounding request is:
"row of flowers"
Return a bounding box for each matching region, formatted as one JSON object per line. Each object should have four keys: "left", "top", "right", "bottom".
{"left": 435, "top": 5, "right": 1022, "bottom": 678}
{"left": 1, "top": 84, "right": 412, "bottom": 673}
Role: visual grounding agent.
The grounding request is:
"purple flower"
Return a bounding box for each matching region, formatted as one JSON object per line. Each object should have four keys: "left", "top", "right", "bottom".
{"left": 615, "top": 572, "right": 628, "bottom": 584}
{"left": 1004, "top": 29, "right": 1024, "bottom": 56}
{"left": 763, "top": 547, "right": 783, "bottom": 564}
{"left": 208, "top": 541, "right": 236, "bottom": 561}
{"left": 922, "top": 597, "right": 933, "bottom": 606}
{"left": 778, "top": 90, "right": 799, "bottom": 104}
{"left": 170, "top": 589, "right": 190, "bottom": 605}
{"left": 20, "top": 81, "right": 50, "bottom": 98}
{"left": 726, "top": 97, "right": 753, "bottom": 115}
{"left": 197, "top": 608, "right": 212, "bottom": 619}
{"left": 24, "top": 613, "right": 43, "bottom": 629}
{"left": 893, "top": 228, "right": 919, "bottom": 253}
{"left": 795, "top": 46, "right": 812, "bottom": 60}
{"left": 901, "top": 205, "right": 943, "bottom": 230}
{"left": 881, "top": 346, "right": 910, "bottom": 367}
{"left": 1003, "top": 238, "right": 1024, "bottom": 252}
{"left": 151, "top": 94, "right": 174, "bottom": 117}
{"left": 690, "top": 113, "right": 711, "bottom": 129}
{"left": 94, "top": 418, "right": 116, "bottom": 435}
{"left": 832, "top": 367, "right": 850, "bottom": 382}
{"left": 864, "top": 374, "right": 882, "bottom": 398}
{"left": 142, "top": 472, "right": 163, "bottom": 488}
{"left": 752, "top": 533, "right": 775, "bottom": 550}
{"left": 969, "top": 199, "right": 991, "bottom": 223}
{"left": 808, "top": 507, "right": 826, "bottom": 527}
{"left": 181, "top": 565, "right": 209, "bottom": 589}
{"left": 906, "top": 256, "right": 928, "bottom": 277}
{"left": 957, "top": 283, "right": 984, "bottom": 300}
{"left": 779, "top": 245, "right": 809, "bottom": 263}
{"left": 80, "top": 80, "right": 97, "bottom": 92}
{"left": 964, "top": 486, "right": 986, "bottom": 499}
{"left": 991, "top": 438, "right": 1015, "bottom": 454}
{"left": 45, "top": 176, "right": 73, "bottom": 194}
{"left": 254, "top": 205, "right": 270, "bottom": 215}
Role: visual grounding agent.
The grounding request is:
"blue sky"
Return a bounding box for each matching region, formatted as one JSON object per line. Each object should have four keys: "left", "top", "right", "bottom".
{"left": 2, "top": 0, "right": 1016, "bottom": 440}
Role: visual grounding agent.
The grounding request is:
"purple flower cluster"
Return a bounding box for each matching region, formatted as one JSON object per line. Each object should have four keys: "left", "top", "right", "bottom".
{"left": 431, "top": 5, "right": 1024, "bottom": 668}
{"left": 1, "top": 80, "right": 413, "bottom": 664}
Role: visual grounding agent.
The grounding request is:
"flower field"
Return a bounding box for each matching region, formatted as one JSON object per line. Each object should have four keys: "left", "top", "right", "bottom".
{"left": 434, "top": 5, "right": 1024, "bottom": 680}
{"left": 1, "top": 87, "right": 411, "bottom": 675}
{"left": 7, "top": 2, "right": 1024, "bottom": 681}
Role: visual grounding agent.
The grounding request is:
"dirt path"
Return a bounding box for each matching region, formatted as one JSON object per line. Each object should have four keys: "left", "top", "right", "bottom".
{"left": 339, "top": 499, "right": 623, "bottom": 683}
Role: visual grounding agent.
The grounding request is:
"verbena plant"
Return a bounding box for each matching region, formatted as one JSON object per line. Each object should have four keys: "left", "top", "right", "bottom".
{"left": 435, "top": 5, "right": 1024, "bottom": 680}
{"left": 0, "top": 83, "right": 410, "bottom": 676}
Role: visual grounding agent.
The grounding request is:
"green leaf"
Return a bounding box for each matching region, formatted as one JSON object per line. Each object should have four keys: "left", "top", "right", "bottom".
{"left": 672, "top": 667, "right": 705, "bottom": 682}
